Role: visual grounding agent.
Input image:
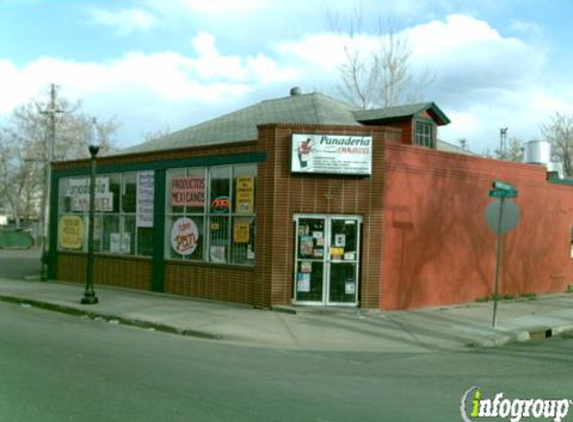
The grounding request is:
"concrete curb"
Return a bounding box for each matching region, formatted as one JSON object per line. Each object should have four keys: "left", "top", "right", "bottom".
{"left": 0, "top": 295, "right": 223, "bottom": 341}
{"left": 467, "top": 325, "right": 573, "bottom": 348}
{"left": 3, "top": 290, "right": 573, "bottom": 351}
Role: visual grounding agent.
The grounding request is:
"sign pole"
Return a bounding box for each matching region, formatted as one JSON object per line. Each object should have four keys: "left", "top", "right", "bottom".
{"left": 492, "top": 197, "right": 505, "bottom": 328}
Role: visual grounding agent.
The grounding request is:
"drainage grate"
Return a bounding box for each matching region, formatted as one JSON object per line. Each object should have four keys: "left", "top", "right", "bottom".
{"left": 529, "top": 328, "right": 553, "bottom": 341}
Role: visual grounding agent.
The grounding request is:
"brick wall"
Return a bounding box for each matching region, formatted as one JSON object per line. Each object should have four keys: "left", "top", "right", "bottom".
{"left": 379, "top": 119, "right": 413, "bottom": 145}
{"left": 255, "top": 123, "right": 401, "bottom": 308}
{"left": 164, "top": 262, "right": 255, "bottom": 303}
{"left": 58, "top": 253, "right": 152, "bottom": 290}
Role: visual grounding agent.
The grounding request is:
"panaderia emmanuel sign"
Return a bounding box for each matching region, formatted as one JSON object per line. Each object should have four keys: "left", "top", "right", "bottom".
{"left": 291, "top": 134, "right": 372, "bottom": 175}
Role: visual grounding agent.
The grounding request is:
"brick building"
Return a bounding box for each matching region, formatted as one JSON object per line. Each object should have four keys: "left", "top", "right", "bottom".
{"left": 48, "top": 89, "right": 573, "bottom": 310}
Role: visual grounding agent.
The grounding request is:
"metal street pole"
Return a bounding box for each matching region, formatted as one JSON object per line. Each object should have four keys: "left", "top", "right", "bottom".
{"left": 81, "top": 144, "right": 99, "bottom": 305}
{"left": 492, "top": 196, "right": 505, "bottom": 328}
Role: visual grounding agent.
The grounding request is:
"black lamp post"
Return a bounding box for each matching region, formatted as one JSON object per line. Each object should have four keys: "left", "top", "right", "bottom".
{"left": 81, "top": 144, "right": 100, "bottom": 305}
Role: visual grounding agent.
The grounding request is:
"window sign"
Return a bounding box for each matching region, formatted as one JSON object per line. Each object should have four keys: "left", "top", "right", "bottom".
{"left": 291, "top": 134, "right": 372, "bottom": 175}
{"left": 211, "top": 196, "right": 230, "bottom": 214}
{"left": 110, "top": 232, "right": 131, "bottom": 254}
{"left": 235, "top": 176, "right": 254, "bottom": 214}
{"left": 171, "top": 176, "right": 205, "bottom": 207}
{"left": 58, "top": 215, "right": 84, "bottom": 250}
{"left": 110, "top": 233, "right": 120, "bottom": 254}
{"left": 171, "top": 217, "right": 199, "bottom": 256}
{"left": 210, "top": 246, "right": 226, "bottom": 263}
{"left": 233, "top": 221, "right": 250, "bottom": 243}
{"left": 67, "top": 177, "right": 113, "bottom": 212}
{"left": 136, "top": 171, "right": 154, "bottom": 227}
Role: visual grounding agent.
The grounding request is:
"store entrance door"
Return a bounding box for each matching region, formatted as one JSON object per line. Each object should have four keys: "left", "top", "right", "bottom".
{"left": 293, "top": 215, "right": 362, "bottom": 306}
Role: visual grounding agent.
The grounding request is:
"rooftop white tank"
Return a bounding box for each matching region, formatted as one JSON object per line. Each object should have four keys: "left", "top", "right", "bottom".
{"left": 523, "top": 140, "right": 551, "bottom": 164}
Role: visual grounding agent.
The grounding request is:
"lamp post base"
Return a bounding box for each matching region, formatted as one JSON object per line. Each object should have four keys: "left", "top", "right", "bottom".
{"left": 81, "top": 292, "right": 99, "bottom": 305}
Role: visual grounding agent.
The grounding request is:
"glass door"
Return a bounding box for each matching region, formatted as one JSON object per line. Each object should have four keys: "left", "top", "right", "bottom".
{"left": 327, "top": 218, "right": 360, "bottom": 305}
{"left": 294, "top": 215, "right": 361, "bottom": 306}
{"left": 294, "top": 217, "right": 326, "bottom": 304}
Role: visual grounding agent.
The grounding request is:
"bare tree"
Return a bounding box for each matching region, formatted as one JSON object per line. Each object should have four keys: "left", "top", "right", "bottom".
{"left": 0, "top": 130, "right": 43, "bottom": 226}
{"left": 494, "top": 137, "right": 524, "bottom": 163}
{"left": 542, "top": 112, "right": 573, "bottom": 176}
{"left": 141, "top": 125, "right": 172, "bottom": 143}
{"left": 330, "top": 9, "right": 434, "bottom": 109}
{"left": 0, "top": 88, "right": 119, "bottom": 225}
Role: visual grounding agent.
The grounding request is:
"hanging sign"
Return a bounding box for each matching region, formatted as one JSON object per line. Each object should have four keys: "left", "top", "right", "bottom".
{"left": 291, "top": 134, "right": 372, "bottom": 175}
{"left": 171, "top": 176, "right": 205, "bottom": 207}
{"left": 136, "top": 171, "right": 154, "bottom": 227}
{"left": 170, "top": 217, "right": 199, "bottom": 255}
{"left": 235, "top": 176, "right": 254, "bottom": 214}
{"left": 58, "top": 215, "right": 84, "bottom": 250}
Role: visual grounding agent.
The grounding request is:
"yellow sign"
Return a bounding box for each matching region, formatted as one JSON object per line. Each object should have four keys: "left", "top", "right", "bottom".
{"left": 59, "top": 215, "right": 84, "bottom": 250}
{"left": 235, "top": 176, "right": 254, "bottom": 214}
{"left": 330, "top": 247, "right": 344, "bottom": 257}
{"left": 233, "top": 222, "right": 250, "bottom": 243}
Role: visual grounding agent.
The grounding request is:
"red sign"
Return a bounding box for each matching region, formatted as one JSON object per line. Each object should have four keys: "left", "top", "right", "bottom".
{"left": 211, "top": 196, "right": 230, "bottom": 213}
{"left": 171, "top": 176, "right": 205, "bottom": 207}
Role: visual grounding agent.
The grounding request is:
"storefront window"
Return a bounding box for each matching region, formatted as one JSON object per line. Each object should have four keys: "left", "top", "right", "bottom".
{"left": 166, "top": 168, "right": 207, "bottom": 261}
{"left": 209, "top": 166, "right": 231, "bottom": 214}
{"left": 122, "top": 173, "right": 136, "bottom": 213}
{"left": 57, "top": 171, "right": 154, "bottom": 257}
{"left": 165, "top": 164, "right": 256, "bottom": 265}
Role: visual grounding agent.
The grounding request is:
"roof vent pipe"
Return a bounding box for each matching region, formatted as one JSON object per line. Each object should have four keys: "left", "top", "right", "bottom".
{"left": 290, "top": 87, "right": 302, "bottom": 96}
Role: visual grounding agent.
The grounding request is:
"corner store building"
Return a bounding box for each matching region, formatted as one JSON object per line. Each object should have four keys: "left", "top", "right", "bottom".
{"left": 49, "top": 90, "right": 573, "bottom": 310}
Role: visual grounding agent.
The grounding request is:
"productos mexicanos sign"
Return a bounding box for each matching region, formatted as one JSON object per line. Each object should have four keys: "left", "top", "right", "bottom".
{"left": 291, "top": 134, "right": 372, "bottom": 176}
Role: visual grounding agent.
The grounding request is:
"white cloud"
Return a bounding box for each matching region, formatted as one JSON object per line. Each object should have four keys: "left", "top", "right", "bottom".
{"left": 173, "top": 0, "right": 269, "bottom": 14}
{"left": 275, "top": 32, "right": 354, "bottom": 70}
{"left": 271, "top": 13, "right": 573, "bottom": 152}
{"left": 2, "top": 9, "right": 572, "bottom": 153}
{"left": 0, "top": 31, "right": 300, "bottom": 145}
{"left": 87, "top": 7, "right": 159, "bottom": 34}
{"left": 0, "top": 31, "right": 298, "bottom": 109}
{"left": 509, "top": 19, "right": 542, "bottom": 35}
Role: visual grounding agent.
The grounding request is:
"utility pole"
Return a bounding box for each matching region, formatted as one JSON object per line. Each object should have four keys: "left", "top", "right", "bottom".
{"left": 499, "top": 127, "right": 508, "bottom": 159}
{"left": 40, "top": 84, "right": 64, "bottom": 280}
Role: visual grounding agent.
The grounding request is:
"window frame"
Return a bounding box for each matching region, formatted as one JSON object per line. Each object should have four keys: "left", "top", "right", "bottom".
{"left": 165, "top": 164, "right": 257, "bottom": 266}
{"left": 414, "top": 119, "right": 435, "bottom": 148}
{"left": 57, "top": 172, "right": 153, "bottom": 257}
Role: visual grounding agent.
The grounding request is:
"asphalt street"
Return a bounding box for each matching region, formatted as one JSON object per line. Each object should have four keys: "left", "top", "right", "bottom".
{"left": 0, "top": 248, "right": 41, "bottom": 280}
{"left": 2, "top": 300, "right": 573, "bottom": 422}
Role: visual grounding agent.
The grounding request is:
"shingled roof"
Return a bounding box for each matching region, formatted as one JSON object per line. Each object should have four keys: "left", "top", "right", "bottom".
{"left": 120, "top": 91, "right": 452, "bottom": 155}
{"left": 353, "top": 102, "right": 450, "bottom": 125}
{"left": 121, "top": 92, "right": 360, "bottom": 155}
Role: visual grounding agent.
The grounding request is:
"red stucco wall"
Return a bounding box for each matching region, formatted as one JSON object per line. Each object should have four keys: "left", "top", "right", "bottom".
{"left": 381, "top": 143, "right": 573, "bottom": 310}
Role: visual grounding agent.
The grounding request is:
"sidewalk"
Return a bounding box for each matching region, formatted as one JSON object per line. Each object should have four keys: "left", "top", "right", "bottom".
{"left": 1, "top": 277, "right": 572, "bottom": 352}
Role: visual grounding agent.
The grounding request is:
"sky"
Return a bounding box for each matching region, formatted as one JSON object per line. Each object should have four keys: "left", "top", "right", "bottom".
{"left": 1, "top": 0, "right": 572, "bottom": 153}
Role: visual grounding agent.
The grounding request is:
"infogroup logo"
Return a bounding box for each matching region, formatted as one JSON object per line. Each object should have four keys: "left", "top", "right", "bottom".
{"left": 460, "top": 386, "right": 572, "bottom": 422}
